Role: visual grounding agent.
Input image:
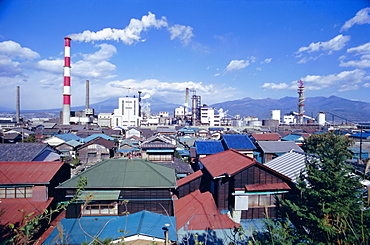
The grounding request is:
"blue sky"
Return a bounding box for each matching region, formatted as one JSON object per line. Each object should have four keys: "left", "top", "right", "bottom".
{"left": 0, "top": 0, "right": 369, "bottom": 110}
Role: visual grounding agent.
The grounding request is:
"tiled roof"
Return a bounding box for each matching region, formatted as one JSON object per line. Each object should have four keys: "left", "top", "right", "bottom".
{"left": 222, "top": 134, "right": 256, "bottom": 150}
{"left": 155, "top": 158, "right": 194, "bottom": 174}
{"left": 265, "top": 150, "right": 313, "bottom": 183}
{"left": 195, "top": 140, "right": 224, "bottom": 155}
{"left": 257, "top": 141, "right": 303, "bottom": 153}
{"left": 0, "top": 143, "right": 57, "bottom": 161}
{"left": 0, "top": 161, "right": 65, "bottom": 184}
{"left": 141, "top": 142, "right": 176, "bottom": 149}
{"left": 200, "top": 149, "right": 257, "bottom": 177}
{"left": 174, "top": 190, "right": 238, "bottom": 230}
{"left": 57, "top": 159, "right": 177, "bottom": 188}
{"left": 251, "top": 133, "right": 281, "bottom": 141}
{"left": 44, "top": 210, "right": 176, "bottom": 244}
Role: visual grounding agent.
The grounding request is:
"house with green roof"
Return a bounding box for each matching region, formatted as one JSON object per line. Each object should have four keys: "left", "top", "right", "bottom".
{"left": 56, "top": 158, "right": 177, "bottom": 218}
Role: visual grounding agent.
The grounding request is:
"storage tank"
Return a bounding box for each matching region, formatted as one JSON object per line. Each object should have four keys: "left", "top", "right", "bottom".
{"left": 271, "top": 110, "right": 281, "bottom": 124}
{"left": 317, "top": 112, "right": 326, "bottom": 126}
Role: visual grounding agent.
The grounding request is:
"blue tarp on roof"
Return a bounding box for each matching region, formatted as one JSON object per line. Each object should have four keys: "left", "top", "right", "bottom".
{"left": 281, "top": 134, "right": 305, "bottom": 142}
{"left": 44, "top": 210, "right": 176, "bottom": 244}
{"left": 221, "top": 134, "right": 256, "bottom": 150}
{"left": 195, "top": 141, "right": 224, "bottom": 155}
{"left": 350, "top": 132, "right": 370, "bottom": 139}
{"left": 54, "top": 133, "right": 81, "bottom": 142}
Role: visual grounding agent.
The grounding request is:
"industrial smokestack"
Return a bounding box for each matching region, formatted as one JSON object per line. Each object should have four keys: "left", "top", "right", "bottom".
{"left": 85, "top": 80, "right": 89, "bottom": 110}
{"left": 297, "top": 80, "right": 305, "bottom": 124}
{"left": 185, "top": 88, "right": 189, "bottom": 114}
{"left": 138, "top": 91, "right": 142, "bottom": 117}
{"left": 16, "top": 86, "right": 20, "bottom": 124}
{"left": 62, "top": 37, "right": 71, "bottom": 125}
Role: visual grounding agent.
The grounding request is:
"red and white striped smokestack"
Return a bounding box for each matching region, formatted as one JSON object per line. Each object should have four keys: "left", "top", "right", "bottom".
{"left": 62, "top": 37, "right": 71, "bottom": 125}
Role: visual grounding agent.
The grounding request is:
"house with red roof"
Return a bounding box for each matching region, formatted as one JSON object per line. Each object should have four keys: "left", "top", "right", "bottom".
{"left": 174, "top": 149, "right": 293, "bottom": 243}
{"left": 0, "top": 161, "right": 70, "bottom": 243}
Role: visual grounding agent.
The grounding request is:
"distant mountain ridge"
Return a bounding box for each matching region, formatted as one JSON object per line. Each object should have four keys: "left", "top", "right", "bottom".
{"left": 210, "top": 96, "right": 370, "bottom": 122}
{"left": 4, "top": 95, "right": 369, "bottom": 123}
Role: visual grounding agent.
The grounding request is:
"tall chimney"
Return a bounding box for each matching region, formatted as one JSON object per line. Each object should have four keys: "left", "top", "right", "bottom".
{"left": 85, "top": 80, "right": 89, "bottom": 110}
{"left": 16, "top": 86, "right": 20, "bottom": 124}
{"left": 62, "top": 37, "right": 71, "bottom": 125}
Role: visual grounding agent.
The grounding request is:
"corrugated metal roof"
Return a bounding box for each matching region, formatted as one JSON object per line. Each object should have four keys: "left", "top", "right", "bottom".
{"left": 195, "top": 140, "right": 224, "bottom": 155}
{"left": 81, "top": 133, "right": 114, "bottom": 143}
{"left": 200, "top": 149, "right": 257, "bottom": 177}
{"left": 264, "top": 150, "right": 312, "bottom": 183}
{"left": 174, "top": 190, "right": 238, "bottom": 230}
{"left": 0, "top": 198, "right": 53, "bottom": 225}
{"left": 0, "top": 161, "right": 65, "bottom": 184}
{"left": 257, "top": 141, "right": 303, "bottom": 153}
{"left": 177, "top": 170, "right": 203, "bottom": 187}
{"left": 44, "top": 210, "right": 176, "bottom": 244}
{"left": 57, "top": 159, "right": 177, "bottom": 188}
{"left": 222, "top": 134, "right": 256, "bottom": 150}
{"left": 54, "top": 133, "right": 81, "bottom": 142}
{"left": 251, "top": 133, "right": 281, "bottom": 141}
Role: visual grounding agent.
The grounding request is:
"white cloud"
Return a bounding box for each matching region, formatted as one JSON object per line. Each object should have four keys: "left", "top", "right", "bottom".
{"left": 261, "top": 82, "right": 290, "bottom": 90}
{"left": 302, "top": 69, "right": 368, "bottom": 92}
{"left": 261, "top": 58, "right": 272, "bottom": 64}
{"left": 341, "top": 7, "right": 370, "bottom": 32}
{"left": 347, "top": 42, "right": 370, "bottom": 54}
{"left": 0, "top": 41, "right": 39, "bottom": 60}
{"left": 168, "top": 24, "right": 194, "bottom": 45}
{"left": 297, "top": 34, "right": 350, "bottom": 54}
{"left": 262, "top": 69, "right": 369, "bottom": 93}
{"left": 225, "top": 60, "right": 250, "bottom": 72}
{"left": 340, "top": 59, "right": 370, "bottom": 68}
{"left": 69, "top": 12, "right": 193, "bottom": 46}
{"left": 340, "top": 42, "right": 370, "bottom": 68}
{"left": 69, "top": 12, "right": 168, "bottom": 44}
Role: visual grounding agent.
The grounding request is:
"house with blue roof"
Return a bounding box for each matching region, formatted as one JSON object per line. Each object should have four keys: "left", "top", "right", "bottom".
{"left": 43, "top": 210, "right": 176, "bottom": 244}
{"left": 42, "top": 133, "right": 81, "bottom": 146}
{"left": 221, "top": 134, "right": 256, "bottom": 158}
{"left": 81, "top": 133, "right": 115, "bottom": 143}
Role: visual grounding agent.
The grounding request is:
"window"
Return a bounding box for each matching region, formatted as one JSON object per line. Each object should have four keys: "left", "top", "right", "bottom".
{"left": 82, "top": 203, "right": 117, "bottom": 216}
{"left": 0, "top": 187, "right": 32, "bottom": 198}
{"left": 248, "top": 193, "right": 282, "bottom": 208}
{"left": 148, "top": 153, "right": 172, "bottom": 162}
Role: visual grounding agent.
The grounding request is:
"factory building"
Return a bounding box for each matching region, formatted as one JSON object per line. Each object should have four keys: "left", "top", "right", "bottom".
{"left": 112, "top": 96, "right": 141, "bottom": 128}
{"left": 200, "top": 106, "right": 221, "bottom": 126}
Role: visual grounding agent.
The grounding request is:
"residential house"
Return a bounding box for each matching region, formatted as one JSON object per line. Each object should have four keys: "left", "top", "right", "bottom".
{"left": 0, "top": 161, "right": 70, "bottom": 243}
{"left": 76, "top": 137, "right": 116, "bottom": 166}
{"left": 56, "top": 159, "right": 177, "bottom": 218}
{"left": 0, "top": 143, "right": 61, "bottom": 161}
{"left": 281, "top": 133, "right": 310, "bottom": 146}
{"left": 140, "top": 134, "right": 193, "bottom": 178}
{"left": 255, "top": 141, "right": 304, "bottom": 164}
{"left": 54, "top": 139, "right": 82, "bottom": 158}
{"left": 177, "top": 127, "right": 199, "bottom": 137}
{"left": 125, "top": 127, "right": 141, "bottom": 139}
{"left": 175, "top": 149, "right": 292, "bottom": 234}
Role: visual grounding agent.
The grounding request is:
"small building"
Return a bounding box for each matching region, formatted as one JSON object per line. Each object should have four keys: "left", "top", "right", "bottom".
{"left": 0, "top": 161, "right": 70, "bottom": 243}
{"left": 0, "top": 143, "right": 61, "bottom": 161}
{"left": 255, "top": 141, "right": 304, "bottom": 164}
{"left": 56, "top": 159, "right": 177, "bottom": 218}
{"left": 76, "top": 137, "right": 116, "bottom": 166}
{"left": 221, "top": 134, "right": 256, "bottom": 158}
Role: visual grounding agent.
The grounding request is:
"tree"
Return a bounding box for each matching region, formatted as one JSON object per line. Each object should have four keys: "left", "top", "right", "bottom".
{"left": 281, "top": 132, "right": 370, "bottom": 244}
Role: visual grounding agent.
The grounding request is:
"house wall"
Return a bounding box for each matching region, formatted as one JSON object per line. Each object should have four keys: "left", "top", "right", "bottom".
{"left": 176, "top": 177, "right": 202, "bottom": 198}
{"left": 78, "top": 144, "right": 111, "bottom": 165}
{"left": 119, "top": 189, "right": 174, "bottom": 215}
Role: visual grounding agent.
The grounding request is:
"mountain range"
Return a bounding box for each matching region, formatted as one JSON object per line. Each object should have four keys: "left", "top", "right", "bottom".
{"left": 88, "top": 95, "right": 370, "bottom": 123}
{"left": 3, "top": 96, "right": 369, "bottom": 123}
